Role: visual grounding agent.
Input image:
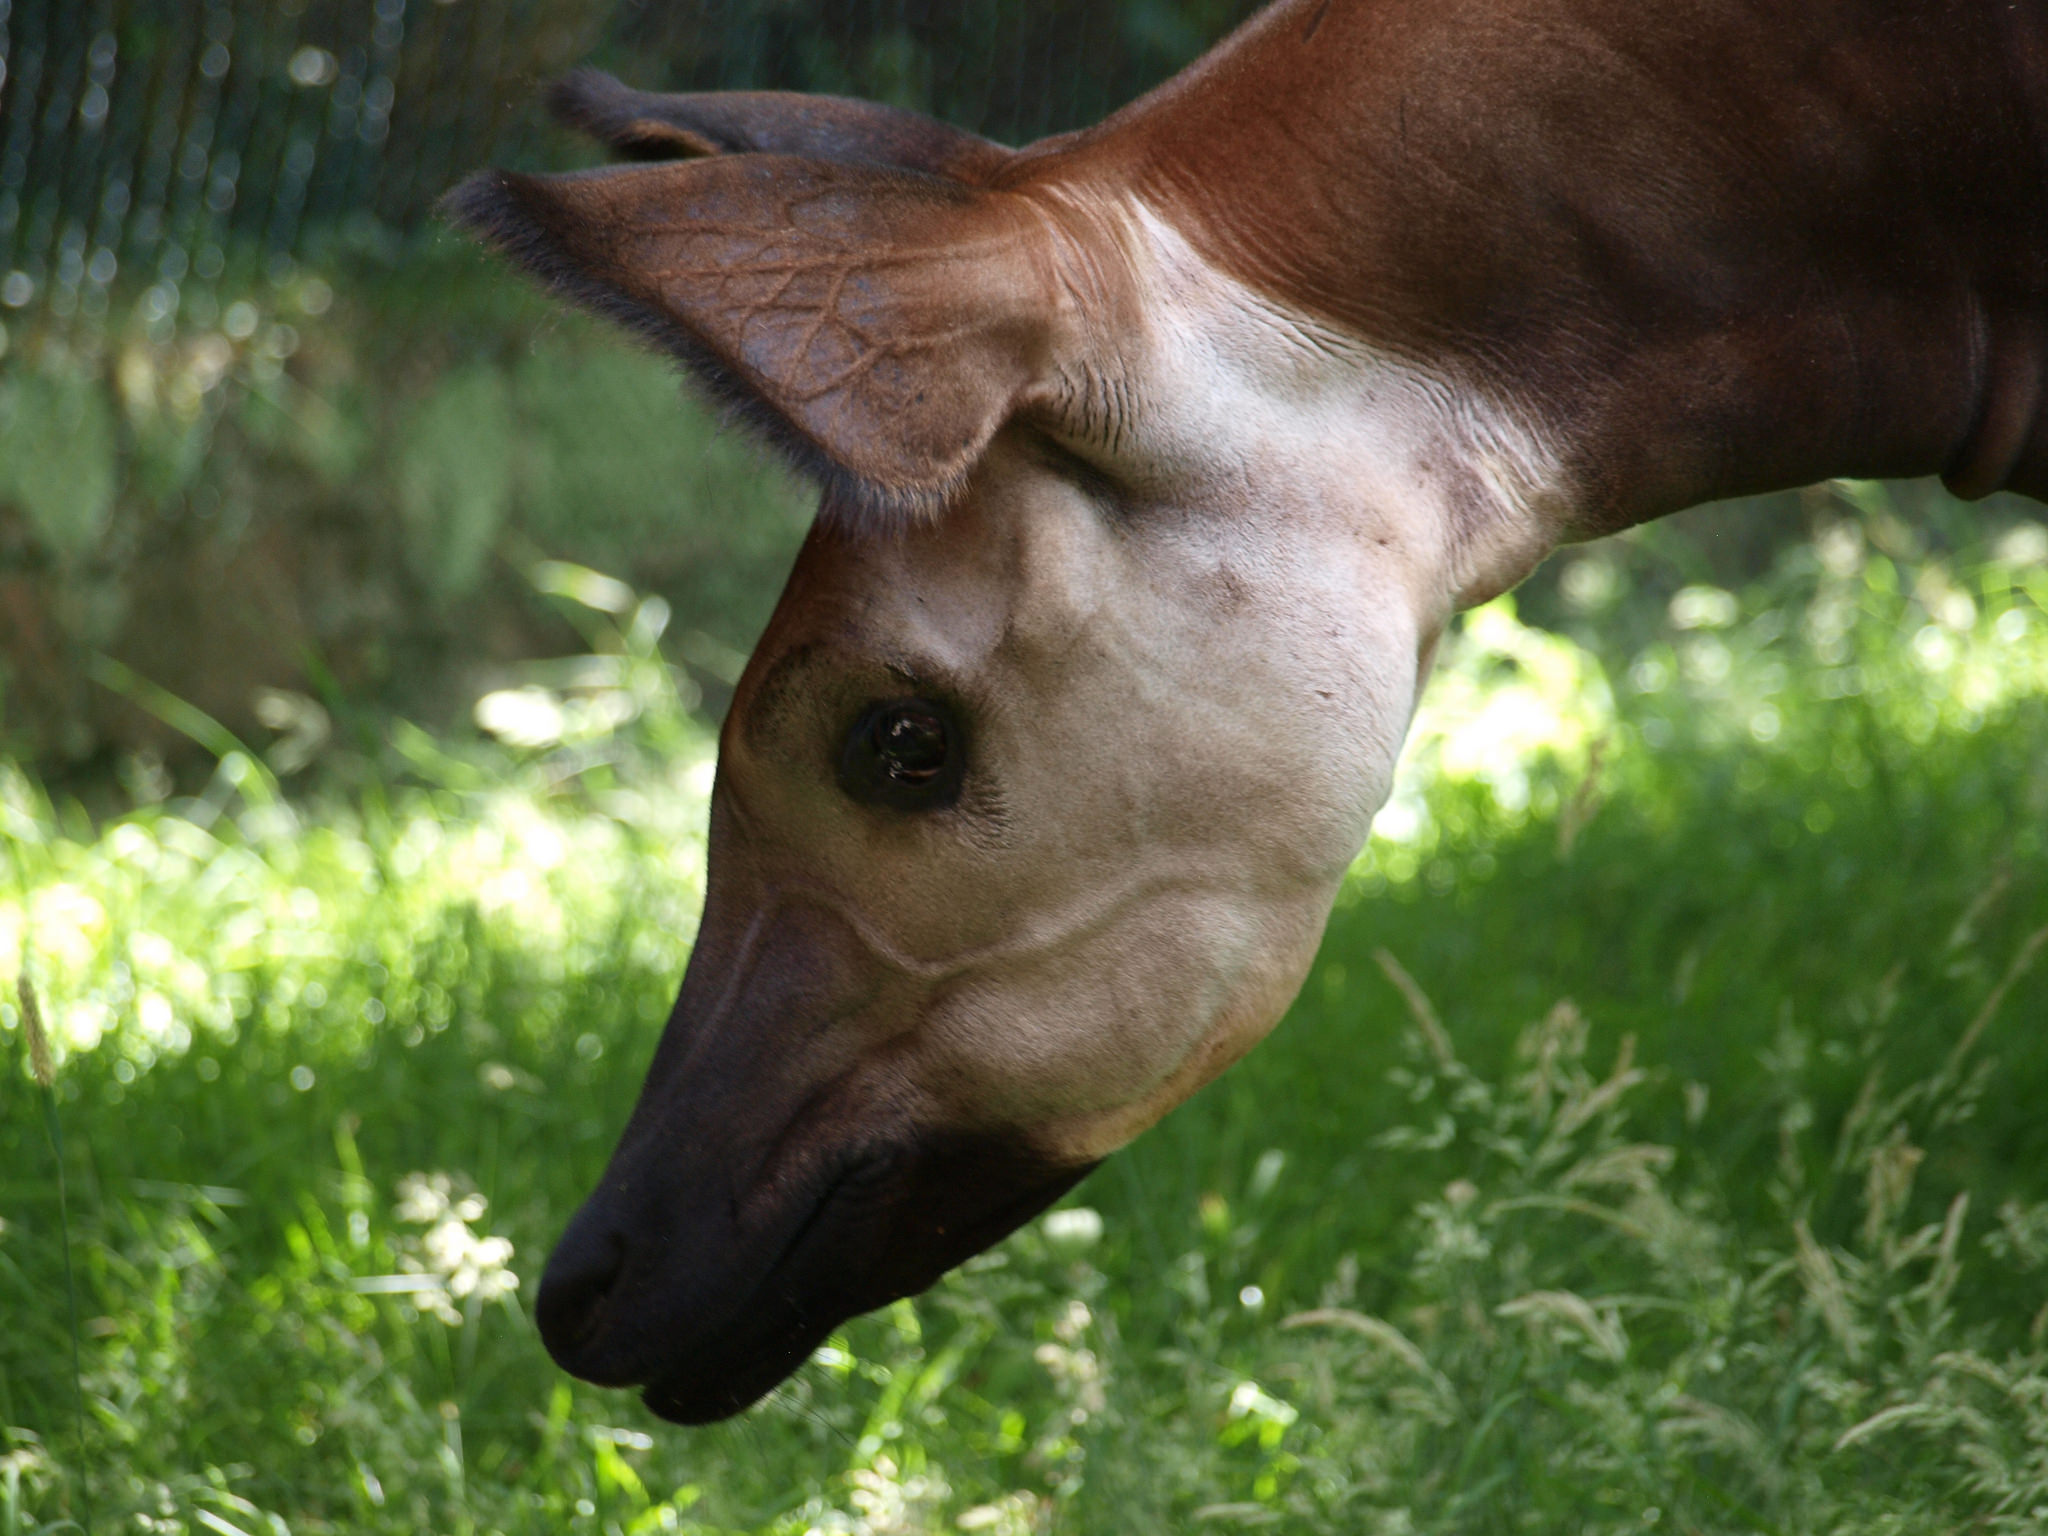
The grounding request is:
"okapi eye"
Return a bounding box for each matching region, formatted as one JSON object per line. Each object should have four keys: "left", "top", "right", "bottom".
{"left": 838, "top": 698, "right": 964, "bottom": 811}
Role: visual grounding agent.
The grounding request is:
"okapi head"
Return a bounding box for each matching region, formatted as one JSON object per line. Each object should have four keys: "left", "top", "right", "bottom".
{"left": 448, "top": 79, "right": 1510, "bottom": 1425}
{"left": 450, "top": 0, "right": 2048, "bottom": 1423}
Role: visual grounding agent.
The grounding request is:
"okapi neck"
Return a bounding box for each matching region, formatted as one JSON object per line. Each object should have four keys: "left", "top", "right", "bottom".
{"left": 1045, "top": 0, "right": 2048, "bottom": 530}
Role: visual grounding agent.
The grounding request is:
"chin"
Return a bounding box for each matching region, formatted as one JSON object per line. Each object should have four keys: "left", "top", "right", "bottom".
{"left": 536, "top": 1124, "right": 1100, "bottom": 1423}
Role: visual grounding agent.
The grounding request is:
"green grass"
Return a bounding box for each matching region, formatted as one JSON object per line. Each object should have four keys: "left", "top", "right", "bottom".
{"left": 2, "top": 512, "right": 2047, "bottom": 1534}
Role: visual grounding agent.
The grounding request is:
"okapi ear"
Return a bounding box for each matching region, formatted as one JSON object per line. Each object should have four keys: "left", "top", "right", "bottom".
{"left": 442, "top": 157, "right": 1066, "bottom": 519}
{"left": 549, "top": 70, "right": 1015, "bottom": 185}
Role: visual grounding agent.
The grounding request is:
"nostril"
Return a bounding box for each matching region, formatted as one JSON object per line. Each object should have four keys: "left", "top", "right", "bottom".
{"left": 536, "top": 1218, "right": 629, "bottom": 1372}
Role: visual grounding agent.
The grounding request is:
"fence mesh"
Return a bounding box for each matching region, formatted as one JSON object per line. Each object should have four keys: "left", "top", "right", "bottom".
{"left": 0, "top": 0, "right": 1259, "bottom": 324}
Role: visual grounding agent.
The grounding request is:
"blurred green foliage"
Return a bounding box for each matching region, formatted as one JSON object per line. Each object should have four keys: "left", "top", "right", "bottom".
{"left": 0, "top": 255, "right": 812, "bottom": 774}
{"left": 396, "top": 363, "right": 518, "bottom": 599}
{"left": 0, "top": 365, "right": 118, "bottom": 560}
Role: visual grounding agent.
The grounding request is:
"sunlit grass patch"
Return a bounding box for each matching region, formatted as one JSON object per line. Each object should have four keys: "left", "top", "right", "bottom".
{"left": 1369, "top": 498, "right": 2048, "bottom": 884}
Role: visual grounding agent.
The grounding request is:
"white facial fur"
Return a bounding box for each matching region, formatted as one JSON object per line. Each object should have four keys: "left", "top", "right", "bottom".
{"left": 706, "top": 193, "right": 1568, "bottom": 1163}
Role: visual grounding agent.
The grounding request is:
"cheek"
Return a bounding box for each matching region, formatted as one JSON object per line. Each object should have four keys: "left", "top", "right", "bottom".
{"left": 1294, "top": 611, "right": 1434, "bottom": 865}
{"left": 1163, "top": 589, "right": 1427, "bottom": 876}
{"left": 906, "top": 886, "right": 1328, "bottom": 1131}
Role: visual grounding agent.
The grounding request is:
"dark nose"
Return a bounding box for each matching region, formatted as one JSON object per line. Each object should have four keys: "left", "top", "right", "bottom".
{"left": 535, "top": 1201, "right": 634, "bottom": 1383}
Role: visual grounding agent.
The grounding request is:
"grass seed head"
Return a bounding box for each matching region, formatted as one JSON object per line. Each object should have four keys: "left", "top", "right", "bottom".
{"left": 18, "top": 975, "right": 52, "bottom": 1089}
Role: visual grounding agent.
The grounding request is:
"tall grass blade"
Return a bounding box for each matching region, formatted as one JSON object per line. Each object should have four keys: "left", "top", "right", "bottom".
{"left": 18, "top": 975, "right": 91, "bottom": 1533}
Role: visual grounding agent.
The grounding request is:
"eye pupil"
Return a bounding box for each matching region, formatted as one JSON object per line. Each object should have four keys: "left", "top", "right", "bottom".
{"left": 839, "top": 697, "right": 964, "bottom": 810}
{"left": 876, "top": 708, "right": 947, "bottom": 782}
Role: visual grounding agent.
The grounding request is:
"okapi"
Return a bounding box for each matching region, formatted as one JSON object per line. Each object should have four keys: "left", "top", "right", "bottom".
{"left": 447, "top": 0, "right": 2048, "bottom": 1423}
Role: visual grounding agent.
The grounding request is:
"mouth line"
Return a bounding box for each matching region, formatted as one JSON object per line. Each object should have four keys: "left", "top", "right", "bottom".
{"left": 632, "top": 1151, "right": 872, "bottom": 1408}
{"left": 635, "top": 1148, "right": 1101, "bottom": 1420}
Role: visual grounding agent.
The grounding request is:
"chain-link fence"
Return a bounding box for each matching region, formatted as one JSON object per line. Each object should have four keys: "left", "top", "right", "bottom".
{"left": 1, "top": 0, "right": 1258, "bottom": 325}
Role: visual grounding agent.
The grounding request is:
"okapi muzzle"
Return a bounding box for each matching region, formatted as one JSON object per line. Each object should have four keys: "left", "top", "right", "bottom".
{"left": 452, "top": 0, "right": 2048, "bottom": 1420}
{"left": 536, "top": 824, "right": 1096, "bottom": 1424}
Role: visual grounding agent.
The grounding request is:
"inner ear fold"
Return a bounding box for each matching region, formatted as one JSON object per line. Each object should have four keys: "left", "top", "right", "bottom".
{"left": 549, "top": 70, "right": 1015, "bottom": 185}
{"left": 444, "top": 156, "right": 1069, "bottom": 520}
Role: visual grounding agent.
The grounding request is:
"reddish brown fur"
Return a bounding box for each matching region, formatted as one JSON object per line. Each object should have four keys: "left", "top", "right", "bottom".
{"left": 999, "top": 0, "right": 2048, "bottom": 526}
